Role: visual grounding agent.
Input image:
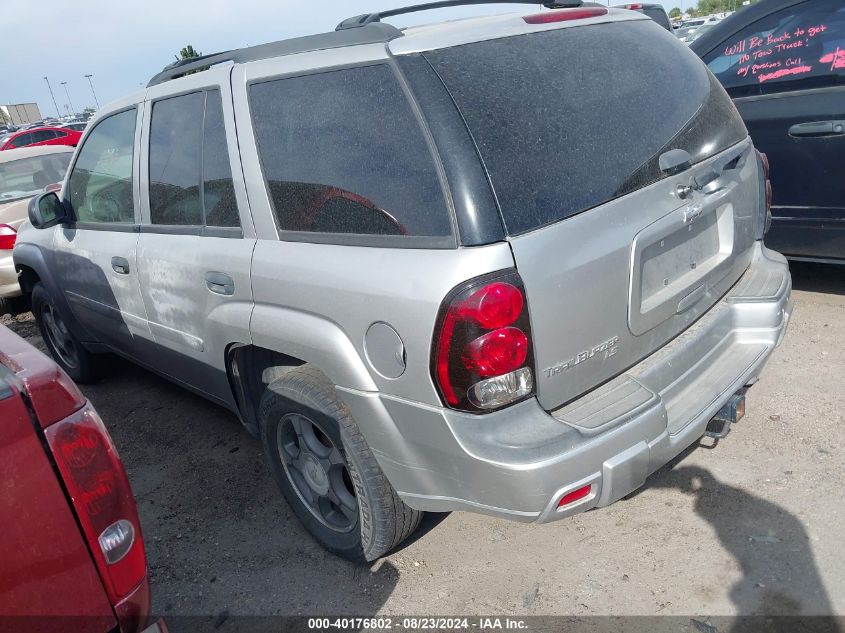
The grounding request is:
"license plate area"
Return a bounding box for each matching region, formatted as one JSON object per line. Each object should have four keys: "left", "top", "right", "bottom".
{"left": 629, "top": 197, "right": 735, "bottom": 336}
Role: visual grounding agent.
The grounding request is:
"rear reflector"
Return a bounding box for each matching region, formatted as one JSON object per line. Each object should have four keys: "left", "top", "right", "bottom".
{"left": 558, "top": 484, "right": 592, "bottom": 508}
{"left": 523, "top": 8, "right": 608, "bottom": 24}
{"left": 0, "top": 224, "right": 16, "bottom": 250}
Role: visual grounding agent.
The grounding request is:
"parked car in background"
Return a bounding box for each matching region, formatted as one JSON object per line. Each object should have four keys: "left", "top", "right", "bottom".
{"left": 0, "top": 325, "right": 162, "bottom": 633}
{"left": 614, "top": 3, "right": 673, "bottom": 30}
{"left": 1, "top": 145, "right": 73, "bottom": 315}
{"left": 685, "top": 21, "right": 716, "bottom": 44}
{"left": 0, "top": 126, "right": 83, "bottom": 151}
{"left": 17, "top": 2, "right": 791, "bottom": 562}
{"left": 676, "top": 24, "right": 703, "bottom": 42}
{"left": 59, "top": 122, "right": 89, "bottom": 132}
{"left": 692, "top": 0, "right": 845, "bottom": 263}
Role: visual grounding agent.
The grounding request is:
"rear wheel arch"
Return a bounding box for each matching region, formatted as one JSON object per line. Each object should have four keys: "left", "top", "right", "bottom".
{"left": 226, "top": 344, "right": 307, "bottom": 438}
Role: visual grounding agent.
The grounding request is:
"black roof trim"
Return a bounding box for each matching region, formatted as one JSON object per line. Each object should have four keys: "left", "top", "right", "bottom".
{"left": 148, "top": 23, "right": 403, "bottom": 87}
{"left": 337, "top": 0, "right": 583, "bottom": 31}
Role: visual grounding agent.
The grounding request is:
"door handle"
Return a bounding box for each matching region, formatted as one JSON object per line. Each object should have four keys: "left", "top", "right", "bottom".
{"left": 111, "top": 256, "right": 130, "bottom": 275}
{"left": 788, "top": 120, "right": 845, "bottom": 138}
{"left": 205, "top": 272, "right": 235, "bottom": 296}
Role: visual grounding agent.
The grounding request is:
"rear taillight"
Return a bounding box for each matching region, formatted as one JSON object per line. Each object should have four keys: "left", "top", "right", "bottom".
{"left": 760, "top": 152, "right": 773, "bottom": 212}
{"left": 45, "top": 405, "right": 147, "bottom": 603}
{"left": 0, "top": 224, "right": 16, "bottom": 250}
{"left": 523, "top": 7, "right": 608, "bottom": 24}
{"left": 433, "top": 271, "right": 535, "bottom": 412}
{"left": 755, "top": 150, "right": 773, "bottom": 237}
{"left": 624, "top": 3, "right": 644, "bottom": 9}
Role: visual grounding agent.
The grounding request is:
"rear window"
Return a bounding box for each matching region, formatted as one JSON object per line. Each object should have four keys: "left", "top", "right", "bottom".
{"left": 416, "top": 20, "right": 746, "bottom": 235}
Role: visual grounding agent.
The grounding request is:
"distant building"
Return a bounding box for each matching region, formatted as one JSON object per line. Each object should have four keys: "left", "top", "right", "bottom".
{"left": 0, "top": 103, "right": 43, "bottom": 126}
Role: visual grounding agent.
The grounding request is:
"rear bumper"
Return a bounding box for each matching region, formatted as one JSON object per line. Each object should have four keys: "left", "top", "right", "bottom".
{"left": 340, "top": 242, "right": 792, "bottom": 523}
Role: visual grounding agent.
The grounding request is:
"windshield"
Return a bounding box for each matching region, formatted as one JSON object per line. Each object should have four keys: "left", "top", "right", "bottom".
{"left": 0, "top": 153, "right": 72, "bottom": 203}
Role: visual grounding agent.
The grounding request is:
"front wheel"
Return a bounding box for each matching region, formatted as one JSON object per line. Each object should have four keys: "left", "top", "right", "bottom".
{"left": 259, "top": 365, "right": 422, "bottom": 562}
{"left": 31, "top": 283, "right": 100, "bottom": 383}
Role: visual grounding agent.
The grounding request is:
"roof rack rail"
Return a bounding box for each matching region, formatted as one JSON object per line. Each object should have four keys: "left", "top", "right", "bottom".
{"left": 336, "top": 0, "right": 583, "bottom": 30}
{"left": 148, "top": 22, "right": 403, "bottom": 87}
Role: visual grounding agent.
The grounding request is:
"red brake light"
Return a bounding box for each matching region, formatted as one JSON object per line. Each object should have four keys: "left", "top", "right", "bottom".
{"left": 759, "top": 151, "right": 770, "bottom": 180}
{"left": 457, "top": 282, "right": 524, "bottom": 329}
{"left": 757, "top": 150, "right": 773, "bottom": 225}
{"left": 463, "top": 327, "right": 528, "bottom": 377}
{"left": 624, "top": 3, "right": 644, "bottom": 9}
{"left": 45, "top": 406, "right": 147, "bottom": 603}
{"left": 433, "top": 271, "right": 534, "bottom": 412}
{"left": 0, "top": 224, "right": 16, "bottom": 250}
{"left": 523, "top": 7, "right": 608, "bottom": 24}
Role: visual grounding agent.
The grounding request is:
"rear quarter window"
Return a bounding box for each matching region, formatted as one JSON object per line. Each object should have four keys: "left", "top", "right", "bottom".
{"left": 249, "top": 64, "right": 453, "bottom": 245}
{"left": 416, "top": 20, "right": 746, "bottom": 235}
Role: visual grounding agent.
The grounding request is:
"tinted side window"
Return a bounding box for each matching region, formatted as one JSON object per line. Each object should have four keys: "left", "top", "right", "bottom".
{"left": 203, "top": 90, "right": 239, "bottom": 228}
{"left": 250, "top": 64, "right": 451, "bottom": 239}
{"left": 11, "top": 133, "right": 32, "bottom": 148}
{"left": 149, "top": 92, "right": 204, "bottom": 226}
{"left": 32, "top": 130, "right": 55, "bottom": 143}
{"left": 68, "top": 109, "right": 136, "bottom": 224}
{"left": 704, "top": 0, "right": 845, "bottom": 97}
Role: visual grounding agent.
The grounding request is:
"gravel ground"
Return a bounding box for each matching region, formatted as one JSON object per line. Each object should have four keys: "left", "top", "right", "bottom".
{"left": 3, "top": 261, "right": 843, "bottom": 623}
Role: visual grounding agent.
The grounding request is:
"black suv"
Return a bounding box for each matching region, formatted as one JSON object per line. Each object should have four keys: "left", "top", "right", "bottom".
{"left": 692, "top": 0, "right": 845, "bottom": 263}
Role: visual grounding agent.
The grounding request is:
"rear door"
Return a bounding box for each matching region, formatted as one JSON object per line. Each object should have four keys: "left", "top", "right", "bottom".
{"left": 699, "top": 0, "right": 845, "bottom": 260}
{"left": 418, "top": 19, "right": 758, "bottom": 410}
{"left": 136, "top": 70, "right": 255, "bottom": 404}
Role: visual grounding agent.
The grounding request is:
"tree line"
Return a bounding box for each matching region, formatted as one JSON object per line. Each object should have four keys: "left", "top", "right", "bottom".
{"left": 669, "top": 0, "right": 761, "bottom": 19}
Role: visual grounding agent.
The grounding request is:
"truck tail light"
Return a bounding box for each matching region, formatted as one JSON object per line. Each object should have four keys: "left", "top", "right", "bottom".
{"left": 45, "top": 405, "right": 147, "bottom": 604}
{"left": 433, "top": 271, "right": 535, "bottom": 412}
{"left": 0, "top": 224, "right": 16, "bottom": 250}
{"left": 756, "top": 150, "right": 773, "bottom": 237}
{"left": 760, "top": 151, "right": 773, "bottom": 213}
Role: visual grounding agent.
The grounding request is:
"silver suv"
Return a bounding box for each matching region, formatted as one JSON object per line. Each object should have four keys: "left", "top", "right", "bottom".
{"left": 15, "top": 1, "right": 792, "bottom": 562}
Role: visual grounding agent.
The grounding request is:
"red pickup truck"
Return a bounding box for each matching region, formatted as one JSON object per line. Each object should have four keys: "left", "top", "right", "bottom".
{"left": 0, "top": 324, "right": 161, "bottom": 633}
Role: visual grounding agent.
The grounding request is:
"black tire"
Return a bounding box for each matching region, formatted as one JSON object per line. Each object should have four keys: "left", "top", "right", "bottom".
{"left": 31, "top": 283, "right": 100, "bottom": 383}
{"left": 259, "top": 365, "right": 422, "bottom": 562}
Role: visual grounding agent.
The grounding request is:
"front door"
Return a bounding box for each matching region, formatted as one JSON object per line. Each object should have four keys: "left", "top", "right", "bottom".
{"left": 135, "top": 74, "right": 255, "bottom": 404}
{"left": 701, "top": 0, "right": 845, "bottom": 261}
{"left": 52, "top": 106, "right": 153, "bottom": 360}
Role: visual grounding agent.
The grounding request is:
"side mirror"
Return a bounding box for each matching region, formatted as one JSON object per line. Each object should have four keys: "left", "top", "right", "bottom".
{"left": 28, "top": 192, "right": 69, "bottom": 229}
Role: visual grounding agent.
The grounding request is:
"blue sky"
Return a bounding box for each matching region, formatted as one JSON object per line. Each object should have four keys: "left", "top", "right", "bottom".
{"left": 4, "top": 0, "right": 684, "bottom": 118}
